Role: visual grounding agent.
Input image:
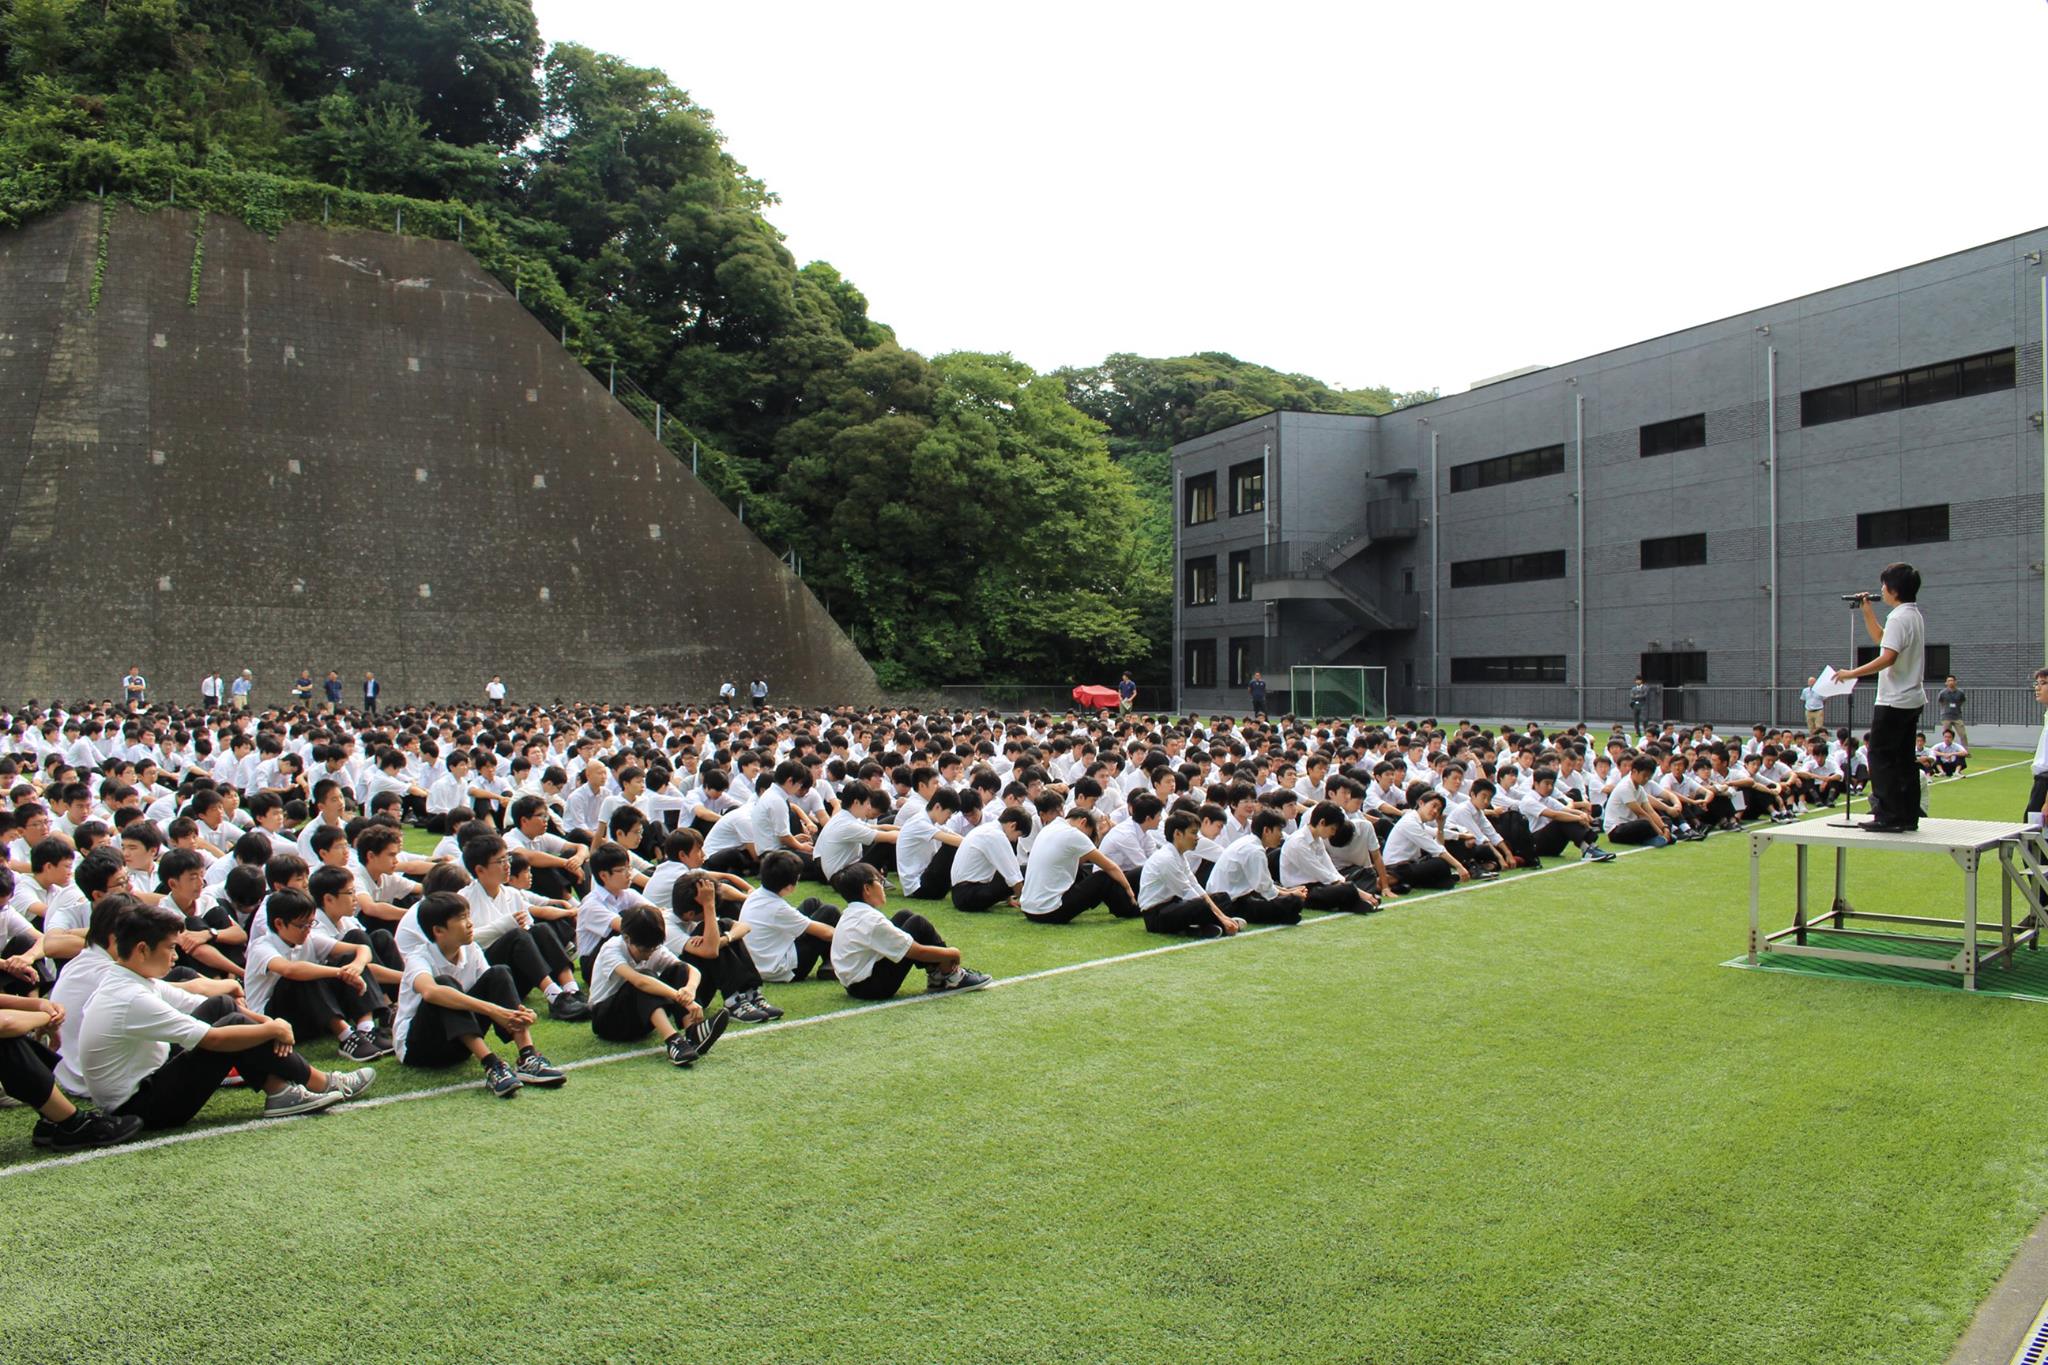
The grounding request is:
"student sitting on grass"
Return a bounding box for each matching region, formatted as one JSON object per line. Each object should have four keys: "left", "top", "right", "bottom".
{"left": 737, "top": 850, "right": 841, "bottom": 983}
{"left": 663, "top": 868, "right": 781, "bottom": 1023}
{"left": 1137, "top": 812, "right": 1245, "bottom": 938}
{"left": 1930, "top": 728, "right": 1968, "bottom": 776}
{"left": 815, "top": 781, "right": 898, "bottom": 879}
{"left": 1381, "top": 789, "right": 1469, "bottom": 891}
{"left": 392, "top": 892, "right": 566, "bottom": 1098}
{"left": 1603, "top": 756, "right": 1673, "bottom": 846}
{"left": 1203, "top": 810, "right": 1307, "bottom": 925}
{"left": 461, "top": 835, "right": 590, "bottom": 1021}
{"left": 828, "top": 862, "right": 990, "bottom": 998}
{"left": 79, "top": 900, "right": 374, "bottom": 1126}
{"left": 0, "top": 985, "right": 140, "bottom": 1151}
{"left": 894, "top": 778, "right": 963, "bottom": 900}
{"left": 949, "top": 806, "right": 1029, "bottom": 913}
{"left": 306, "top": 862, "right": 404, "bottom": 990}
{"left": 1278, "top": 801, "right": 1383, "bottom": 908}
{"left": 586, "top": 905, "right": 729, "bottom": 1067}
{"left": 1018, "top": 809, "right": 1138, "bottom": 924}
{"left": 242, "top": 888, "right": 391, "bottom": 1062}
{"left": 1512, "top": 771, "right": 1614, "bottom": 866}
{"left": 575, "top": 841, "right": 653, "bottom": 985}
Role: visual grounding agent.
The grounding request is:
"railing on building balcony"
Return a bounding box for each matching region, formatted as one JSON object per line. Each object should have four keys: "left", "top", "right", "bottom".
{"left": 1366, "top": 498, "right": 1420, "bottom": 539}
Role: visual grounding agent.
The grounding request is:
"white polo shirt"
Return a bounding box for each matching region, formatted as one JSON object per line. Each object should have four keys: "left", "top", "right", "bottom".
{"left": 78, "top": 964, "right": 215, "bottom": 1110}
{"left": 1019, "top": 820, "right": 1096, "bottom": 915}
{"left": 951, "top": 821, "right": 1020, "bottom": 889}
{"left": 1875, "top": 603, "right": 1927, "bottom": 709}
{"left": 394, "top": 940, "right": 488, "bottom": 1061}
{"left": 587, "top": 938, "right": 683, "bottom": 1007}
{"left": 829, "top": 902, "right": 913, "bottom": 986}
{"left": 243, "top": 926, "right": 341, "bottom": 1015}
{"left": 736, "top": 886, "right": 816, "bottom": 982}
{"left": 814, "top": 810, "right": 877, "bottom": 880}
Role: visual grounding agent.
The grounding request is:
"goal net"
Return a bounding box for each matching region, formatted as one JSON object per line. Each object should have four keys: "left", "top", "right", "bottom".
{"left": 1287, "top": 665, "right": 1387, "bottom": 721}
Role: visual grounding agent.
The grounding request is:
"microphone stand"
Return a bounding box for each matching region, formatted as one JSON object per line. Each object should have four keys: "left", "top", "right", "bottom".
{"left": 1830, "top": 593, "right": 1870, "bottom": 829}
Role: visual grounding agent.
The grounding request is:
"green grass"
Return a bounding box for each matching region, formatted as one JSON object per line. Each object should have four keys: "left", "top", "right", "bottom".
{"left": 5, "top": 756, "right": 2045, "bottom": 1363}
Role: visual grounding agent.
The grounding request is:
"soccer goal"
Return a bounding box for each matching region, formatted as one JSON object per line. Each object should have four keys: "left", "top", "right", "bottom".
{"left": 1287, "top": 665, "right": 1387, "bottom": 720}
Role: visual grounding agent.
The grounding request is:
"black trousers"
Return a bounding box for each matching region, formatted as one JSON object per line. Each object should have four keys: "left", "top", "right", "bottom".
{"left": 1301, "top": 881, "right": 1373, "bottom": 912}
{"left": 2027, "top": 773, "right": 2048, "bottom": 823}
{"left": 269, "top": 958, "right": 386, "bottom": 1040}
{"left": 403, "top": 966, "right": 521, "bottom": 1067}
{"left": 845, "top": 911, "right": 947, "bottom": 1000}
{"left": 904, "top": 843, "right": 957, "bottom": 900}
{"left": 1142, "top": 891, "right": 1230, "bottom": 937}
{"left": 591, "top": 961, "right": 692, "bottom": 1042}
{"left": 951, "top": 875, "right": 1011, "bottom": 913}
{"left": 1231, "top": 893, "right": 1303, "bottom": 925}
{"left": 340, "top": 926, "right": 405, "bottom": 978}
{"left": 1606, "top": 819, "right": 1663, "bottom": 845}
{"left": 114, "top": 1011, "right": 312, "bottom": 1128}
{"left": 483, "top": 926, "right": 570, "bottom": 998}
{"left": 0, "top": 931, "right": 54, "bottom": 996}
{"left": 1386, "top": 855, "right": 1454, "bottom": 889}
{"left": 1024, "top": 869, "right": 1139, "bottom": 924}
{"left": 1869, "top": 703, "right": 1922, "bottom": 827}
{"left": 703, "top": 847, "right": 756, "bottom": 876}
{"left": 0, "top": 1034, "right": 58, "bottom": 1109}
{"left": 786, "top": 900, "right": 842, "bottom": 981}
{"left": 678, "top": 921, "right": 765, "bottom": 1003}
{"left": 1532, "top": 821, "right": 1596, "bottom": 858}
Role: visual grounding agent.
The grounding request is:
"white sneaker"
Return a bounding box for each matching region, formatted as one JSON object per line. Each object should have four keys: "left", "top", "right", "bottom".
{"left": 261, "top": 1082, "right": 345, "bottom": 1118}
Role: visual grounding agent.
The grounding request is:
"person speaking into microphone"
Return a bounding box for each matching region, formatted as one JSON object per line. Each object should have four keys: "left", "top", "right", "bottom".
{"left": 1828, "top": 562, "right": 1925, "bottom": 832}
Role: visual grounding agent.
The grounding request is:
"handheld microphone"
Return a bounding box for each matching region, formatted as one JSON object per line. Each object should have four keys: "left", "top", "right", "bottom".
{"left": 1839, "top": 590, "right": 1880, "bottom": 603}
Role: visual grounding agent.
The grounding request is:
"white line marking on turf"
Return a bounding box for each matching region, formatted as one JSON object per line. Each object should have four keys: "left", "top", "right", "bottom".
{"left": 9, "top": 756, "right": 2027, "bottom": 1178}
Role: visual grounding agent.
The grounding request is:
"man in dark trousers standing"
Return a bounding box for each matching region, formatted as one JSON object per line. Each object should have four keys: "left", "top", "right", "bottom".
{"left": 363, "top": 671, "right": 380, "bottom": 715}
{"left": 1628, "top": 676, "right": 1649, "bottom": 734}
{"left": 1248, "top": 671, "right": 1268, "bottom": 719}
{"left": 1831, "top": 562, "right": 1925, "bottom": 832}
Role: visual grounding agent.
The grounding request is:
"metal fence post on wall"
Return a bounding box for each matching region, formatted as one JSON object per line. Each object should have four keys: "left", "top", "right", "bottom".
{"left": 691, "top": 439, "right": 699, "bottom": 475}
{"left": 608, "top": 361, "right": 615, "bottom": 395}
{"left": 395, "top": 208, "right": 403, "bottom": 234}
{"left": 654, "top": 404, "right": 662, "bottom": 442}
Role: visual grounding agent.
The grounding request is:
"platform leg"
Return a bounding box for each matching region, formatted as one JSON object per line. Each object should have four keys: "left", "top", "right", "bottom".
{"left": 1832, "top": 847, "right": 1848, "bottom": 927}
{"left": 1964, "top": 853, "right": 1979, "bottom": 992}
{"left": 1795, "top": 843, "right": 1808, "bottom": 947}
{"left": 1749, "top": 838, "right": 1762, "bottom": 963}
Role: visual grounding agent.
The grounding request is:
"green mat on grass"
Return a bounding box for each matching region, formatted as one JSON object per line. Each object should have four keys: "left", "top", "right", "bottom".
{"left": 1726, "top": 924, "right": 2048, "bottom": 1002}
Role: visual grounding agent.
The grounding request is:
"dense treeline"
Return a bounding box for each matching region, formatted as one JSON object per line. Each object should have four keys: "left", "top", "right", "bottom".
{"left": 0, "top": 0, "right": 1423, "bottom": 687}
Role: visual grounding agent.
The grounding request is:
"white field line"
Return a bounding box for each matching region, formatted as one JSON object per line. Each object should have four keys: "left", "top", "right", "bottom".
{"left": 6, "top": 757, "right": 2028, "bottom": 1179}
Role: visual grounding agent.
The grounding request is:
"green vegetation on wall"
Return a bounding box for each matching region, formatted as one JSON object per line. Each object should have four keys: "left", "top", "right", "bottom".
{"left": 0, "top": 0, "right": 1426, "bottom": 687}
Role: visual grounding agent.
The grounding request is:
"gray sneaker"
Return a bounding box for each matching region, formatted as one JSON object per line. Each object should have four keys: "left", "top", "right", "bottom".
{"left": 326, "top": 1067, "right": 376, "bottom": 1102}
{"left": 928, "top": 967, "right": 993, "bottom": 993}
{"left": 262, "top": 1082, "right": 345, "bottom": 1118}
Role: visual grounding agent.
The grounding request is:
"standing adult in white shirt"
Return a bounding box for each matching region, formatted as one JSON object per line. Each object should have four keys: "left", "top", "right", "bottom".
{"left": 1830, "top": 563, "right": 1926, "bottom": 832}
{"left": 2027, "top": 669, "right": 2048, "bottom": 828}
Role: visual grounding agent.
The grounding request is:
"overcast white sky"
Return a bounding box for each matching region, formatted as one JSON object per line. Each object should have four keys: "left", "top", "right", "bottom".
{"left": 528, "top": 0, "right": 2048, "bottom": 397}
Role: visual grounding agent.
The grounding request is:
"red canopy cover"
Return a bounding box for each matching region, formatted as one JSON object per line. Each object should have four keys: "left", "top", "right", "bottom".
{"left": 1071, "top": 684, "right": 1121, "bottom": 710}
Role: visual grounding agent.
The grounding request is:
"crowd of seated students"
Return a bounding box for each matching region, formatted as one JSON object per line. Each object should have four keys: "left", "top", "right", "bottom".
{"left": 0, "top": 693, "right": 1912, "bottom": 1152}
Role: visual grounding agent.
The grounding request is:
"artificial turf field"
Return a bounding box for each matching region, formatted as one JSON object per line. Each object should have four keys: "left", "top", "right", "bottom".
{"left": 6, "top": 756, "right": 2048, "bottom": 1364}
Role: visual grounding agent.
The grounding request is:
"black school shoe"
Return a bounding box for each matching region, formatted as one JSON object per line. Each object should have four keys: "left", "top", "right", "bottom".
{"left": 685, "top": 1007, "right": 731, "bottom": 1059}
{"left": 1859, "top": 819, "right": 1917, "bottom": 833}
{"left": 548, "top": 991, "right": 592, "bottom": 1022}
{"left": 33, "top": 1110, "right": 143, "bottom": 1151}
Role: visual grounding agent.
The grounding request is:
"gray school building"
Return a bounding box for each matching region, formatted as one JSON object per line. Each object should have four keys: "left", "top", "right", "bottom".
{"left": 1171, "top": 227, "right": 2048, "bottom": 738}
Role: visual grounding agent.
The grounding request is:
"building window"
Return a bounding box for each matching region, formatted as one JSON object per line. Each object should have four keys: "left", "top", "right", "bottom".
{"left": 1185, "top": 473, "right": 1216, "bottom": 526}
{"left": 1857, "top": 642, "right": 1950, "bottom": 678}
{"left": 1450, "top": 656, "right": 1567, "bottom": 684}
{"left": 1449, "top": 443, "right": 1565, "bottom": 493}
{"left": 1449, "top": 549, "right": 1567, "bottom": 589}
{"left": 1184, "top": 556, "right": 1218, "bottom": 606}
{"left": 1184, "top": 637, "right": 1217, "bottom": 688}
{"left": 1640, "top": 413, "right": 1707, "bottom": 458}
{"left": 1229, "top": 460, "right": 1264, "bottom": 516}
{"left": 1229, "top": 550, "right": 1253, "bottom": 602}
{"left": 1228, "top": 637, "right": 1261, "bottom": 688}
{"left": 1640, "top": 651, "right": 1708, "bottom": 686}
{"left": 1801, "top": 349, "right": 2015, "bottom": 427}
{"left": 1640, "top": 533, "right": 1707, "bottom": 570}
{"left": 1856, "top": 504, "right": 1948, "bottom": 549}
